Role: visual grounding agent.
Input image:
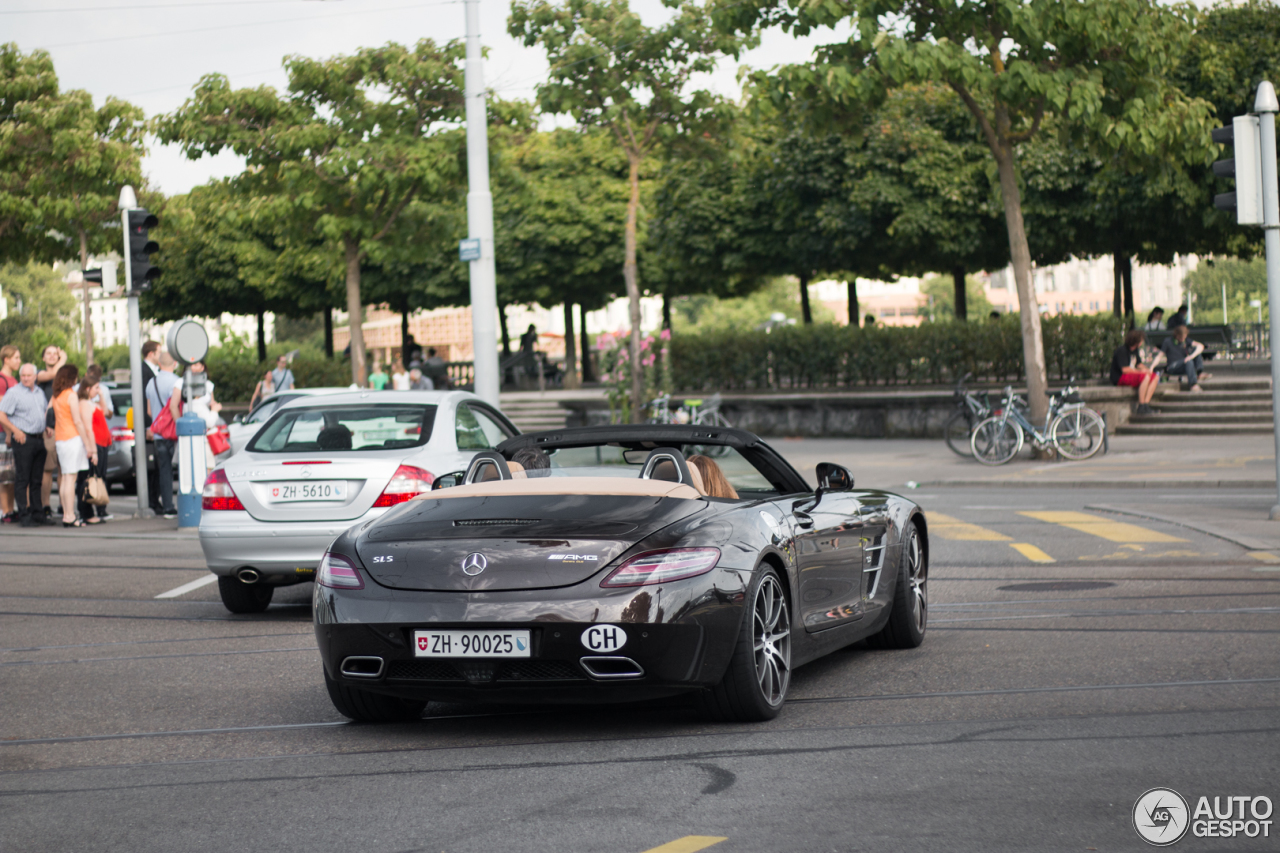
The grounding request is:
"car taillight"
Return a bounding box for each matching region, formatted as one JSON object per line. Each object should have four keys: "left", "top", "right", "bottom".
{"left": 372, "top": 464, "right": 434, "bottom": 507}
{"left": 600, "top": 548, "right": 721, "bottom": 588}
{"left": 317, "top": 552, "right": 364, "bottom": 589}
{"left": 111, "top": 428, "right": 134, "bottom": 442}
{"left": 201, "top": 468, "right": 244, "bottom": 511}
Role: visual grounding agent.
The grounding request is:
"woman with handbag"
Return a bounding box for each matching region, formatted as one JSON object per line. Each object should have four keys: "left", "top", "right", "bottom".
{"left": 76, "top": 374, "right": 113, "bottom": 523}
{"left": 50, "top": 365, "right": 94, "bottom": 527}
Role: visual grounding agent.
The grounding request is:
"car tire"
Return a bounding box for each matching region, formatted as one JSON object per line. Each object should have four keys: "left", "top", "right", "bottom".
{"left": 866, "top": 522, "right": 927, "bottom": 650}
{"left": 217, "top": 575, "right": 274, "bottom": 614}
{"left": 323, "top": 668, "right": 426, "bottom": 723}
{"left": 696, "top": 566, "right": 791, "bottom": 722}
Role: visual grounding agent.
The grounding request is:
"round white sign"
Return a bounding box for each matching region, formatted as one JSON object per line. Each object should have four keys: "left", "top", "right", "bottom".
{"left": 580, "top": 624, "right": 626, "bottom": 653}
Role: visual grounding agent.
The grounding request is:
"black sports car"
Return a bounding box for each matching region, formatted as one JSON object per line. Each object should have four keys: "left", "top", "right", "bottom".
{"left": 314, "top": 425, "right": 928, "bottom": 722}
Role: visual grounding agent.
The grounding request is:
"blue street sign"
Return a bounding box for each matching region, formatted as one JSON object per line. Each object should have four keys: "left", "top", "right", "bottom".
{"left": 459, "top": 238, "right": 481, "bottom": 262}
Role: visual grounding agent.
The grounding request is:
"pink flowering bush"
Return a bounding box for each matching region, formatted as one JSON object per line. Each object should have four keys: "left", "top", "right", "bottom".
{"left": 596, "top": 330, "right": 672, "bottom": 422}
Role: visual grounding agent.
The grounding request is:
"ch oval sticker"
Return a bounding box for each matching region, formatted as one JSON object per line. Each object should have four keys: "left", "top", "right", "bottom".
{"left": 581, "top": 624, "right": 627, "bottom": 653}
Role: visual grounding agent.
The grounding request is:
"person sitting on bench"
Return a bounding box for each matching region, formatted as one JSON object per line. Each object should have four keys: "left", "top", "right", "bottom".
{"left": 1111, "top": 329, "right": 1160, "bottom": 415}
{"left": 1160, "top": 323, "right": 1210, "bottom": 393}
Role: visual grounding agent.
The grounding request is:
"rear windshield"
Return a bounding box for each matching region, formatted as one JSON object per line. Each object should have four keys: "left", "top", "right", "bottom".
{"left": 248, "top": 405, "right": 437, "bottom": 453}
{"left": 527, "top": 445, "right": 774, "bottom": 497}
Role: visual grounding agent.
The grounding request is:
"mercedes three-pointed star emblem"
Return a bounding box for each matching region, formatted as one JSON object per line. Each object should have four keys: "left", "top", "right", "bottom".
{"left": 461, "top": 553, "right": 488, "bottom": 576}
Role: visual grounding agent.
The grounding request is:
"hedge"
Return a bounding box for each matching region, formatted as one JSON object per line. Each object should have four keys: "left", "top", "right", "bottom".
{"left": 669, "top": 313, "right": 1125, "bottom": 391}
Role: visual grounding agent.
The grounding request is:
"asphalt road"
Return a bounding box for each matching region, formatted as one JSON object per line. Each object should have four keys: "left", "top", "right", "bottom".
{"left": 2, "top": 481, "right": 1278, "bottom": 852}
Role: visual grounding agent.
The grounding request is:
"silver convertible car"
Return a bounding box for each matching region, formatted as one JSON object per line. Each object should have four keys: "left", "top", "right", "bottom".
{"left": 200, "top": 390, "right": 519, "bottom": 613}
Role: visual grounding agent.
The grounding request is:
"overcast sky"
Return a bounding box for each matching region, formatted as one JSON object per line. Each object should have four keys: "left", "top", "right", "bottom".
{"left": 5, "top": 0, "right": 847, "bottom": 195}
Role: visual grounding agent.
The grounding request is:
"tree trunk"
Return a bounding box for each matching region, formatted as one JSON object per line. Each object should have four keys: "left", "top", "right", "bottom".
{"left": 662, "top": 292, "right": 672, "bottom": 330}
{"left": 992, "top": 141, "right": 1049, "bottom": 427}
{"left": 400, "top": 298, "right": 411, "bottom": 361}
{"left": 498, "top": 301, "right": 512, "bottom": 357}
{"left": 563, "top": 302, "right": 579, "bottom": 389}
{"left": 323, "top": 308, "right": 334, "bottom": 359}
{"left": 848, "top": 279, "right": 859, "bottom": 327}
{"left": 79, "top": 229, "right": 93, "bottom": 365}
{"left": 1113, "top": 253, "right": 1124, "bottom": 319}
{"left": 798, "top": 272, "right": 812, "bottom": 324}
{"left": 953, "top": 265, "right": 968, "bottom": 322}
{"left": 256, "top": 310, "right": 267, "bottom": 364}
{"left": 579, "top": 303, "right": 593, "bottom": 383}
{"left": 343, "top": 237, "right": 367, "bottom": 386}
{"left": 623, "top": 153, "right": 644, "bottom": 422}
{"left": 1122, "top": 257, "right": 1135, "bottom": 327}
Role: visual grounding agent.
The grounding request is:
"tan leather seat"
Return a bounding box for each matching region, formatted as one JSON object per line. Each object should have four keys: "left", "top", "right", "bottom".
{"left": 506, "top": 460, "right": 527, "bottom": 479}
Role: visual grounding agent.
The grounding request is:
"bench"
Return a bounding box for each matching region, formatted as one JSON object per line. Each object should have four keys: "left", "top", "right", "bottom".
{"left": 1143, "top": 324, "right": 1243, "bottom": 359}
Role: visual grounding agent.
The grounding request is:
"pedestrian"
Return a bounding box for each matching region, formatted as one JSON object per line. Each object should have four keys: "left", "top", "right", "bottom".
{"left": 81, "top": 365, "right": 114, "bottom": 521}
{"left": 1160, "top": 323, "right": 1211, "bottom": 393}
{"left": 408, "top": 367, "right": 433, "bottom": 390}
{"left": 146, "top": 351, "right": 182, "bottom": 518}
{"left": 139, "top": 341, "right": 162, "bottom": 510}
{"left": 0, "top": 363, "right": 51, "bottom": 526}
{"left": 0, "top": 345, "right": 19, "bottom": 524}
{"left": 271, "top": 354, "right": 295, "bottom": 393}
{"left": 51, "top": 364, "right": 95, "bottom": 527}
{"left": 1166, "top": 304, "right": 1189, "bottom": 329}
{"left": 390, "top": 359, "right": 410, "bottom": 390}
{"left": 75, "top": 374, "right": 109, "bottom": 524}
{"left": 186, "top": 360, "right": 223, "bottom": 428}
{"left": 1111, "top": 329, "right": 1160, "bottom": 414}
{"left": 424, "top": 347, "right": 448, "bottom": 389}
{"left": 865, "top": 314, "right": 877, "bottom": 327}
{"left": 1144, "top": 307, "right": 1166, "bottom": 331}
{"left": 249, "top": 369, "right": 275, "bottom": 411}
{"left": 368, "top": 361, "right": 390, "bottom": 391}
{"left": 36, "top": 344, "right": 66, "bottom": 522}
{"left": 402, "top": 334, "right": 423, "bottom": 369}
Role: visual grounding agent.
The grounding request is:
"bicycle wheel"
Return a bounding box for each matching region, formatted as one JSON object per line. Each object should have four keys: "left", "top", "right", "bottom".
{"left": 943, "top": 410, "right": 973, "bottom": 457}
{"left": 1050, "top": 408, "right": 1106, "bottom": 460}
{"left": 970, "top": 416, "right": 1022, "bottom": 466}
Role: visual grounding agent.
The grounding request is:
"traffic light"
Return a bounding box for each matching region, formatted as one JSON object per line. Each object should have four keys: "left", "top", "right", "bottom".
{"left": 82, "top": 262, "right": 117, "bottom": 292}
{"left": 1212, "top": 116, "right": 1263, "bottom": 225}
{"left": 127, "top": 209, "right": 160, "bottom": 292}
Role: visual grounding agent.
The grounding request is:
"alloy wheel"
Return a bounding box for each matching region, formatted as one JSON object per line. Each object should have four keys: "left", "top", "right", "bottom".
{"left": 753, "top": 574, "right": 791, "bottom": 706}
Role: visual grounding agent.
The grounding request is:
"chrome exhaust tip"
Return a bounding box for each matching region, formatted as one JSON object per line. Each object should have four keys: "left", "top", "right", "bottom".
{"left": 339, "top": 656, "right": 385, "bottom": 679}
{"left": 236, "top": 568, "right": 260, "bottom": 584}
{"left": 579, "top": 656, "right": 645, "bottom": 679}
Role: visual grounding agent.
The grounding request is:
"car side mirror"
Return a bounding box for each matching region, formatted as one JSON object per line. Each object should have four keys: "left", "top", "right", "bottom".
{"left": 232, "top": 413, "right": 244, "bottom": 424}
{"left": 432, "top": 471, "right": 465, "bottom": 490}
{"left": 816, "top": 462, "right": 854, "bottom": 492}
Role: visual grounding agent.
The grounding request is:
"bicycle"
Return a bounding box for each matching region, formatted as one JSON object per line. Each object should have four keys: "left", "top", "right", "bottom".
{"left": 646, "top": 393, "right": 734, "bottom": 457}
{"left": 942, "top": 373, "right": 993, "bottom": 457}
{"left": 969, "top": 384, "right": 1106, "bottom": 465}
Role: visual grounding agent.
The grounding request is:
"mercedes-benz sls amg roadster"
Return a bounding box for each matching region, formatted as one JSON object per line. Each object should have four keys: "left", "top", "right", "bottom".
{"left": 314, "top": 425, "right": 929, "bottom": 723}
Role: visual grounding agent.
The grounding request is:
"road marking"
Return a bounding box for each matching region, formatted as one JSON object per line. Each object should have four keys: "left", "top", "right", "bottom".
{"left": 1248, "top": 551, "right": 1280, "bottom": 563}
{"left": 1009, "top": 543, "right": 1055, "bottom": 563}
{"left": 154, "top": 573, "right": 219, "bottom": 599}
{"left": 930, "top": 513, "right": 1012, "bottom": 541}
{"left": 640, "top": 838, "right": 727, "bottom": 853}
{"left": 1017, "top": 511, "right": 1187, "bottom": 543}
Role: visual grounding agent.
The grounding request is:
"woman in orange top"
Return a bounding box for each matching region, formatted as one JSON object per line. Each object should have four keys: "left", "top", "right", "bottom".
{"left": 50, "top": 365, "right": 95, "bottom": 526}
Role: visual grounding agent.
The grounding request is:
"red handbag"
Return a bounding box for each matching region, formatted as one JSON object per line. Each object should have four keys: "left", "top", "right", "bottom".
{"left": 207, "top": 428, "right": 230, "bottom": 456}
{"left": 151, "top": 401, "right": 179, "bottom": 441}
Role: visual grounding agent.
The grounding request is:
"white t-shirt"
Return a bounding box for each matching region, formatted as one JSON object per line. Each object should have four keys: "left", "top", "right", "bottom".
{"left": 391, "top": 372, "right": 411, "bottom": 390}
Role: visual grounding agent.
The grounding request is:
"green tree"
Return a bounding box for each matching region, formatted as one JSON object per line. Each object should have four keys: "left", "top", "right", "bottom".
{"left": 0, "top": 261, "right": 78, "bottom": 359}
{"left": 1185, "top": 257, "right": 1268, "bottom": 324}
{"left": 157, "top": 40, "right": 467, "bottom": 385}
{"left": 723, "top": 0, "right": 1215, "bottom": 422}
{"left": 510, "top": 0, "right": 744, "bottom": 418}
{"left": 920, "top": 273, "right": 994, "bottom": 322}
{"left": 0, "top": 45, "right": 63, "bottom": 265}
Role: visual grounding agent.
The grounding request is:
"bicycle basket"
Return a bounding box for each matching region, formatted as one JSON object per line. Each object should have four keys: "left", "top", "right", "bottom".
{"left": 1062, "top": 391, "right": 1083, "bottom": 404}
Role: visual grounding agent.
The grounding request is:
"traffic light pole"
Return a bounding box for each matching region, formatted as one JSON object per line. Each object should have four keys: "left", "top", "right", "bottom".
{"left": 1255, "top": 82, "right": 1280, "bottom": 520}
{"left": 464, "top": 0, "right": 500, "bottom": 406}
{"left": 120, "top": 186, "right": 153, "bottom": 518}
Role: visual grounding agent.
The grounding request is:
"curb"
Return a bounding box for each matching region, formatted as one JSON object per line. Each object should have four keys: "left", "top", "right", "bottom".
{"left": 1085, "top": 503, "right": 1280, "bottom": 551}
{"left": 915, "top": 479, "right": 1274, "bottom": 489}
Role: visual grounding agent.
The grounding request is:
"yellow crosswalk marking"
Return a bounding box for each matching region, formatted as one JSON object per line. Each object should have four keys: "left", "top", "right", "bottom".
{"left": 1010, "top": 543, "right": 1055, "bottom": 563}
{"left": 1248, "top": 551, "right": 1280, "bottom": 563}
{"left": 640, "top": 837, "right": 728, "bottom": 853}
{"left": 930, "top": 513, "right": 1012, "bottom": 541}
{"left": 1017, "top": 511, "right": 1186, "bottom": 543}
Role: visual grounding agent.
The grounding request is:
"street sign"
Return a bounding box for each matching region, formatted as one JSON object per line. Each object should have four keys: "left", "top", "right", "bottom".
{"left": 459, "top": 238, "right": 481, "bottom": 262}
{"left": 166, "top": 319, "right": 209, "bottom": 366}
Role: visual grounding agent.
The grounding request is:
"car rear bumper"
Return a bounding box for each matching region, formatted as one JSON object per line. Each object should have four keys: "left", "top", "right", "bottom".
{"left": 313, "top": 570, "right": 749, "bottom": 702}
{"left": 199, "top": 511, "right": 378, "bottom": 579}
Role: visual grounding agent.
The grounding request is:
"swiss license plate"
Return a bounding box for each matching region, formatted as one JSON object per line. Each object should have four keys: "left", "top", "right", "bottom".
{"left": 265, "top": 480, "right": 347, "bottom": 502}
{"left": 413, "top": 630, "right": 531, "bottom": 658}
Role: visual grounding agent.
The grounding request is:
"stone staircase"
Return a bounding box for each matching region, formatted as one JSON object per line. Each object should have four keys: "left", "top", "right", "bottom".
{"left": 1118, "top": 374, "right": 1274, "bottom": 436}
{"left": 498, "top": 395, "right": 570, "bottom": 433}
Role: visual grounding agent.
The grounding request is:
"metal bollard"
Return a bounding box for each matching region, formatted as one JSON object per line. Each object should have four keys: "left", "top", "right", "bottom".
{"left": 176, "top": 413, "right": 206, "bottom": 528}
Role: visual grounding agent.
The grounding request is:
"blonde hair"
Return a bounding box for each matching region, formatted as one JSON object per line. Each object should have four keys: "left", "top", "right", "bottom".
{"left": 688, "top": 455, "right": 738, "bottom": 499}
